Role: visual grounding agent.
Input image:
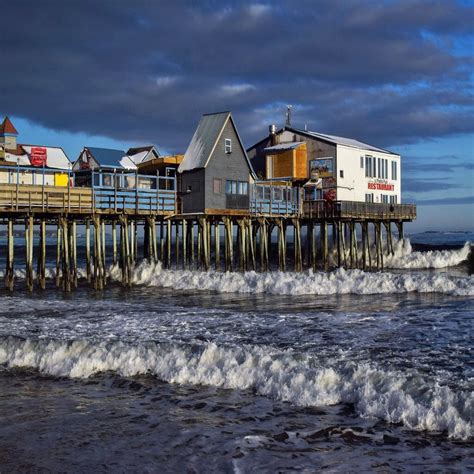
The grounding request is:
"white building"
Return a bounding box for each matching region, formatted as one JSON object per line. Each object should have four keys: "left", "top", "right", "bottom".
{"left": 247, "top": 126, "right": 401, "bottom": 204}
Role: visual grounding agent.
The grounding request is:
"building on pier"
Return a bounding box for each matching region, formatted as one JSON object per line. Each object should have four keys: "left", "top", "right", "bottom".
{"left": 247, "top": 125, "right": 401, "bottom": 205}
{"left": 178, "top": 112, "right": 256, "bottom": 214}
{"left": 137, "top": 152, "right": 183, "bottom": 181}
{"left": 0, "top": 116, "right": 71, "bottom": 186}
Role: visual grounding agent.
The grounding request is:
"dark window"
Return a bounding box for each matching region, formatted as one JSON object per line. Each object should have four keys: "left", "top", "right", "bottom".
{"left": 339, "top": 170, "right": 344, "bottom": 178}
{"left": 225, "top": 180, "right": 248, "bottom": 195}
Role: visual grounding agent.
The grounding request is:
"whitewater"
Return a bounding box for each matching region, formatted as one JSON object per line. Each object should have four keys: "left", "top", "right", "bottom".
{"left": 0, "top": 337, "right": 471, "bottom": 440}
{"left": 0, "top": 237, "right": 472, "bottom": 470}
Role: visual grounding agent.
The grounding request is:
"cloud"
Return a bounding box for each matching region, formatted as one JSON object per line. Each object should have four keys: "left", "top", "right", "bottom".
{"left": 220, "top": 83, "right": 256, "bottom": 96}
{"left": 414, "top": 195, "right": 474, "bottom": 206}
{"left": 156, "top": 76, "right": 180, "bottom": 88}
{"left": 403, "top": 155, "right": 474, "bottom": 173}
{"left": 0, "top": 0, "right": 472, "bottom": 152}
{"left": 402, "top": 177, "right": 461, "bottom": 193}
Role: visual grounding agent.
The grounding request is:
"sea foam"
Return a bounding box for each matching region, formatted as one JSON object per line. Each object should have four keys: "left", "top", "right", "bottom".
{"left": 0, "top": 336, "right": 471, "bottom": 440}
{"left": 108, "top": 261, "right": 474, "bottom": 296}
{"left": 384, "top": 240, "right": 471, "bottom": 269}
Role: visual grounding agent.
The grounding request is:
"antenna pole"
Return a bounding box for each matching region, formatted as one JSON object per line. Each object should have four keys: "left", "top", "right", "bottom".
{"left": 285, "top": 105, "right": 292, "bottom": 127}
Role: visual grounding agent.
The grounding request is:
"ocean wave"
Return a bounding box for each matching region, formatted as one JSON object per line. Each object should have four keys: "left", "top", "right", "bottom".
{"left": 107, "top": 261, "right": 474, "bottom": 296}
{"left": 0, "top": 336, "right": 471, "bottom": 440}
{"left": 383, "top": 240, "right": 471, "bottom": 269}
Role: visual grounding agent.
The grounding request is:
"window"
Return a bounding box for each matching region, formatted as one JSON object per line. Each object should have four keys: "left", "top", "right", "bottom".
{"left": 377, "top": 158, "right": 381, "bottom": 178}
{"left": 360, "top": 156, "right": 364, "bottom": 168}
{"left": 213, "top": 178, "right": 222, "bottom": 194}
{"left": 365, "top": 193, "right": 374, "bottom": 203}
{"left": 224, "top": 138, "right": 232, "bottom": 154}
{"left": 391, "top": 161, "right": 397, "bottom": 180}
{"left": 225, "top": 180, "right": 248, "bottom": 195}
{"left": 339, "top": 170, "right": 344, "bottom": 178}
{"left": 390, "top": 195, "right": 398, "bottom": 204}
{"left": 381, "top": 194, "right": 389, "bottom": 204}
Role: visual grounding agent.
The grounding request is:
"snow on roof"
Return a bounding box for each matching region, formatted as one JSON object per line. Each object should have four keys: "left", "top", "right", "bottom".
{"left": 178, "top": 112, "right": 230, "bottom": 172}
{"left": 263, "top": 141, "right": 305, "bottom": 152}
{"left": 289, "top": 127, "right": 397, "bottom": 155}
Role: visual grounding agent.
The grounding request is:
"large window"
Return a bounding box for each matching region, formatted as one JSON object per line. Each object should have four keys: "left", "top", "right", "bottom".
{"left": 391, "top": 161, "right": 397, "bottom": 180}
{"left": 225, "top": 180, "right": 248, "bottom": 195}
{"left": 390, "top": 195, "right": 398, "bottom": 204}
{"left": 365, "top": 193, "right": 374, "bottom": 203}
{"left": 365, "top": 155, "right": 377, "bottom": 178}
{"left": 381, "top": 194, "right": 389, "bottom": 204}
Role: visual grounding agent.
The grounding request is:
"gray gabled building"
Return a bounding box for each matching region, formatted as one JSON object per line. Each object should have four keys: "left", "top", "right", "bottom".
{"left": 178, "top": 112, "right": 255, "bottom": 214}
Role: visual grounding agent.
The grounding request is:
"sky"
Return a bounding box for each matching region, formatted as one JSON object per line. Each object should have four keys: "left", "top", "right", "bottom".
{"left": 1, "top": 0, "right": 473, "bottom": 232}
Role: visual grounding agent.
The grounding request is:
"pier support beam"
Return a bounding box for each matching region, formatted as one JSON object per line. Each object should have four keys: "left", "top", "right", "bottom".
{"left": 322, "top": 222, "right": 328, "bottom": 271}
{"left": 293, "top": 218, "right": 302, "bottom": 272}
{"left": 5, "top": 219, "right": 15, "bottom": 291}
{"left": 61, "top": 217, "right": 71, "bottom": 292}
{"left": 25, "top": 216, "right": 34, "bottom": 292}
{"left": 214, "top": 220, "right": 220, "bottom": 271}
{"left": 85, "top": 220, "right": 91, "bottom": 283}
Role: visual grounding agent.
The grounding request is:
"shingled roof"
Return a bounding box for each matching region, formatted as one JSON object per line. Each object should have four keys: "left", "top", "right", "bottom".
{"left": 0, "top": 116, "right": 18, "bottom": 135}
{"left": 178, "top": 111, "right": 254, "bottom": 175}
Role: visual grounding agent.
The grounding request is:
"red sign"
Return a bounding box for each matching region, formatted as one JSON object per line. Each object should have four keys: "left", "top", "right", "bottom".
{"left": 30, "top": 147, "right": 47, "bottom": 167}
{"left": 368, "top": 182, "right": 394, "bottom": 191}
{"left": 323, "top": 188, "right": 336, "bottom": 201}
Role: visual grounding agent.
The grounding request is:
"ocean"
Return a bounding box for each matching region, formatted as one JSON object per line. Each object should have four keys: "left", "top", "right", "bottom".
{"left": 0, "top": 230, "right": 472, "bottom": 472}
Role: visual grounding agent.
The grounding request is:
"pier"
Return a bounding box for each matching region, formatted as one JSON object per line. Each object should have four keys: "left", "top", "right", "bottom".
{"left": 0, "top": 177, "right": 416, "bottom": 292}
{"left": 0, "top": 112, "right": 417, "bottom": 291}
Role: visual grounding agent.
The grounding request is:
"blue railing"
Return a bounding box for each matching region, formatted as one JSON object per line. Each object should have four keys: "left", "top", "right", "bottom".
{"left": 250, "top": 182, "right": 300, "bottom": 216}
{"left": 91, "top": 171, "right": 176, "bottom": 213}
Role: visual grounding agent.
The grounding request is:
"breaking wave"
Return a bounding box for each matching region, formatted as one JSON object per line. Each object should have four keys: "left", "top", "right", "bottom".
{"left": 384, "top": 240, "right": 471, "bottom": 269}
{"left": 0, "top": 336, "right": 471, "bottom": 440}
{"left": 108, "top": 262, "right": 474, "bottom": 296}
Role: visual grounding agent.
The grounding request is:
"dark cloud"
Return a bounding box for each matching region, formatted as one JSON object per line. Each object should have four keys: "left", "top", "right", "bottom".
{"left": 403, "top": 155, "right": 474, "bottom": 173}
{"left": 402, "top": 177, "right": 462, "bottom": 192}
{"left": 414, "top": 195, "right": 474, "bottom": 205}
{"left": 0, "top": 0, "right": 473, "bottom": 152}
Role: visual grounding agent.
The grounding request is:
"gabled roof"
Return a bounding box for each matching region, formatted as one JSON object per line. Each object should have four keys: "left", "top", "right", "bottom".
{"left": 0, "top": 116, "right": 18, "bottom": 135}
{"left": 85, "top": 146, "right": 132, "bottom": 168}
{"left": 286, "top": 126, "right": 397, "bottom": 155}
{"left": 178, "top": 111, "right": 255, "bottom": 175}
{"left": 126, "top": 145, "right": 156, "bottom": 155}
{"left": 126, "top": 145, "right": 160, "bottom": 165}
{"left": 21, "top": 144, "right": 71, "bottom": 169}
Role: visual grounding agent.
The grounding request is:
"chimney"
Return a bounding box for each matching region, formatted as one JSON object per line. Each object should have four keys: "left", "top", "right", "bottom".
{"left": 269, "top": 124, "right": 277, "bottom": 146}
